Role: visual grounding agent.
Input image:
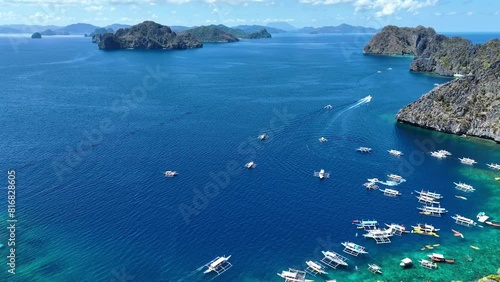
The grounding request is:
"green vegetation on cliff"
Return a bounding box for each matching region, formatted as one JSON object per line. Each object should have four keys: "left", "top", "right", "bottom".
{"left": 180, "top": 26, "right": 239, "bottom": 43}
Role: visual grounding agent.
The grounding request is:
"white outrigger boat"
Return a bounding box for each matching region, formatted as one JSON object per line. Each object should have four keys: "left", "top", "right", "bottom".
{"left": 356, "top": 147, "right": 372, "bottom": 153}
{"left": 320, "top": 251, "right": 348, "bottom": 269}
{"left": 388, "top": 149, "right": 403, "bottom": 156}
{"left": 319, "top": 137, "right": 328, "bottom": 143}
{"left": 367, "top": 178, "right": 379, "bottom": 183}
{"left": 277, "top": 268, "right": 313, "bottom": 282}
{"left": 430, "top": 151, "right": 447, "bottom": 158}
{"left": 341, "top": 242, "right": 368, "bottom": 256}
{"left": 363, "top": 227, "right": 394, "bottom": 244}
{"left": 324, "top": 104, "right": 333, "bottom": 110}
{"left": 314, "top": 169, "right": 330, "bottom": 179}
{"left": 368, "top": 264, "right": 382, "bottom": 274}
{"left": 454, "top": 182, "right": 475, "bottom": 192}
{"left": 380, "top": 188, "right": 401, "bottom": 197}
{"left": 411, "top": 223, "right": 440, "bottom": 233}
{"left": 415, "top": 190, "right": 443, "bottom": 200}
{"left": 438, "top": 150, "right": 452, "bottom": 156}
{"left": 459, "top": 157, "right": 477, "bottom": 165}
{"left": 353, "top": 219, "right": 378, "bottom": 230}
{"left": 419, "top": 259, "right": 438, "bottom": 269}
{"left": 203, "top": 255, "right": 232, "bottom": 276}
{"left": 258, "top": 133, "right": 268, "bottom": 140}
{"left": 384, "top": 223, "right": 408, "bottom": 236}
{"left": 245, "top": 161, "right": 257, "bottom": 169}
{"left": 417, "top": 194, "right": 440, "bottom": 205}
{"left": 418, "top": 205, "right": 448, "bottom": 217}
{"left": 363, "top": 182, "right": 379, "bottom": 190}
{"left": 305, "top": 260, "right": 327, "bottom": 276}
{"left": 477, "top": 212, "right": 490, "bottom": 223}
{"left": 487, "top": 163, "right": 500, "bottom": 170}
{"left": 387, "top": 174, "right": 403, "bottom": 182}
{"left": 164, "top": 170, "right": 178, "bottom": 177}
{"left": 400, "top": 258, "right": 413, "bottom": 268}
{"left": 451, "top": 214, "right": 477, "bottom": 227}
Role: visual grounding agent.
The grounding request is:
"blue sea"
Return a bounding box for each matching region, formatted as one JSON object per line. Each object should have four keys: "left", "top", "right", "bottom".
{"left": 0, "top": 32, "right": 499, "bottom": 282}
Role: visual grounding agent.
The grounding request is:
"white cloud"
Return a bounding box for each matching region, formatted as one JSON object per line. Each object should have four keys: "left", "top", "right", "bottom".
{"left": 0, "top": 11, "right": 17, "bottom": 21}
{"left": 262, "top": 18, "right": 294, "bottom": 23}
{"left": 434, "top": 12, "right": 441, "bottom": 16}
{"left": 84, "top": 5, "right": 103, "bottom": 11}
{"left": 300, "top": 0, "right": 438, "bottom": 17}
{"left": 446, "top": 11, "right": 456, "bottom": 15}
{"left": 466, "top": 11, "right": 473, "bottom": 16}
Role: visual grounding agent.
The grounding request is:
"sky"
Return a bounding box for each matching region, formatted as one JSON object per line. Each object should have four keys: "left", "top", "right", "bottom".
{"left": 0, "top": 0, "right": 499, "bottom": 32}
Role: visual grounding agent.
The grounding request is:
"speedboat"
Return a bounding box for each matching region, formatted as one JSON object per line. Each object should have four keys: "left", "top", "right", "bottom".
{"left": 428, "top": 253, "right": 454, "bottom": 263}
{"left": 324, "top": 104, "right": 333, "bottom": 110}
{"left": 245, "top": 162, "right": 256, "bottom": 169}
{"left": 258, "top": 133, "right": 268, "bottom": 140}
{"left": 164, "top": 170, "right": 178, "bottom": 177}
{"left": 319, "top": 137, "right": 328, "bottom": 143}
{"left": 388, "top": 149, "right": 403, "bottom": 156}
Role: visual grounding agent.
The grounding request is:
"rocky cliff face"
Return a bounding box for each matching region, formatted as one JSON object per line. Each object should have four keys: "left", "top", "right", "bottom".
{"left": 97, "top": 21, "right": 202, "bottom": 50}
{"left": 365, "top": 25, "right": 499, "bottom": 142}
{"left": 364, "top": 25, "right": 499, "bottom": 77}
{"left": 396, "top": 61, "right": 500, "bottom": 142}
{"left": 363, "top": 25, "right": 442, "bottom": 56}
{"left": 410, "top": 38, "right": 500, "bottom": 76}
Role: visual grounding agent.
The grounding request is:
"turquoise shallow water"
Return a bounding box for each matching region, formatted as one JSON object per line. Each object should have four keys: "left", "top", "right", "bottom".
{"left": 0, "top": 32, "right": 499, "bottom": 282}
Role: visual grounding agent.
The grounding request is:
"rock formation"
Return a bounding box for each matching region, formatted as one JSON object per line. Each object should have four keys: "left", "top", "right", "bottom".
{"left": 97, "top": 21, "right": 202, "bottom": 50}
{"left": 364, "top": 25, "right": 500, "bottom": 142}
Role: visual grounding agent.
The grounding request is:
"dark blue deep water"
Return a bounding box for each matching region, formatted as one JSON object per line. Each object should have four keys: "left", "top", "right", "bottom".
{"left": 0, "top": 32, "right": 499, "bottom": 282}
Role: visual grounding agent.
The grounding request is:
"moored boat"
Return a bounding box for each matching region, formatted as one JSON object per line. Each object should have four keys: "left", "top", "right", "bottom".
{"left": 459, "top": 157, "right": 477, "bottom": 165}
{"left": 388, "top": 149, "right": 403, "bottom": 156}
{"left": 454, "top": 182, "right": 475, "bottom": 192}
{"left": 164, "top": 170, "right": 178, "bottom": 177}
{"left": 428, "top": 253, "right": 455, "bottom": 263}
{"left": 319, "top": 137, "right": 328, "bottom": 143}
{"left": 356, "top": 147, "right": 372, "bottom": 153}
{"left": 400, "top": 258, "right": 413, "bottom": 268}
{"left": 487, "top": 163, "right": 500, "bottom": 170}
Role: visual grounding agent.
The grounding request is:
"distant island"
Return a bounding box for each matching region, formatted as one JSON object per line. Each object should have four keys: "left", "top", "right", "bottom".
{"left": 178, "top": 25, "right": 272, "bottom": 42}
{"left": 97, "top": 21, "right": 202, "bottom": 50}
{"left": 0, "top": 22, "right": 378, "bottom": 36}
{"left": 31, "top": 32, "right": 41, "bottom": 39}
{"left": 364, "top": 25, "right": 499, "bottom": 142}
{"left": 179, "top": 26, "right": 240, "bottom": 43}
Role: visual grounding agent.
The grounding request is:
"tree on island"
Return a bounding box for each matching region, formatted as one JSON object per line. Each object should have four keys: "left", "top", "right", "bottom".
{"left": 31, "top": 32, "right": 42, "bottom": 39}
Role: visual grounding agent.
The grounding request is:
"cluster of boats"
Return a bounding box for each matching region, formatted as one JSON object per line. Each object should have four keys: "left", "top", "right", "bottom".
{"left": 198, "top": 113, "right": 499, "bottom": 281}
{"left": 429, "top": 149, "right": 499, "bottom": 172}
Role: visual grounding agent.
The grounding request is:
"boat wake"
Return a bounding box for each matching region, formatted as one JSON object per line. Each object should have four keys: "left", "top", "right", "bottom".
{"left": 346, "top": 95, "right": 372, "bottom": 110}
